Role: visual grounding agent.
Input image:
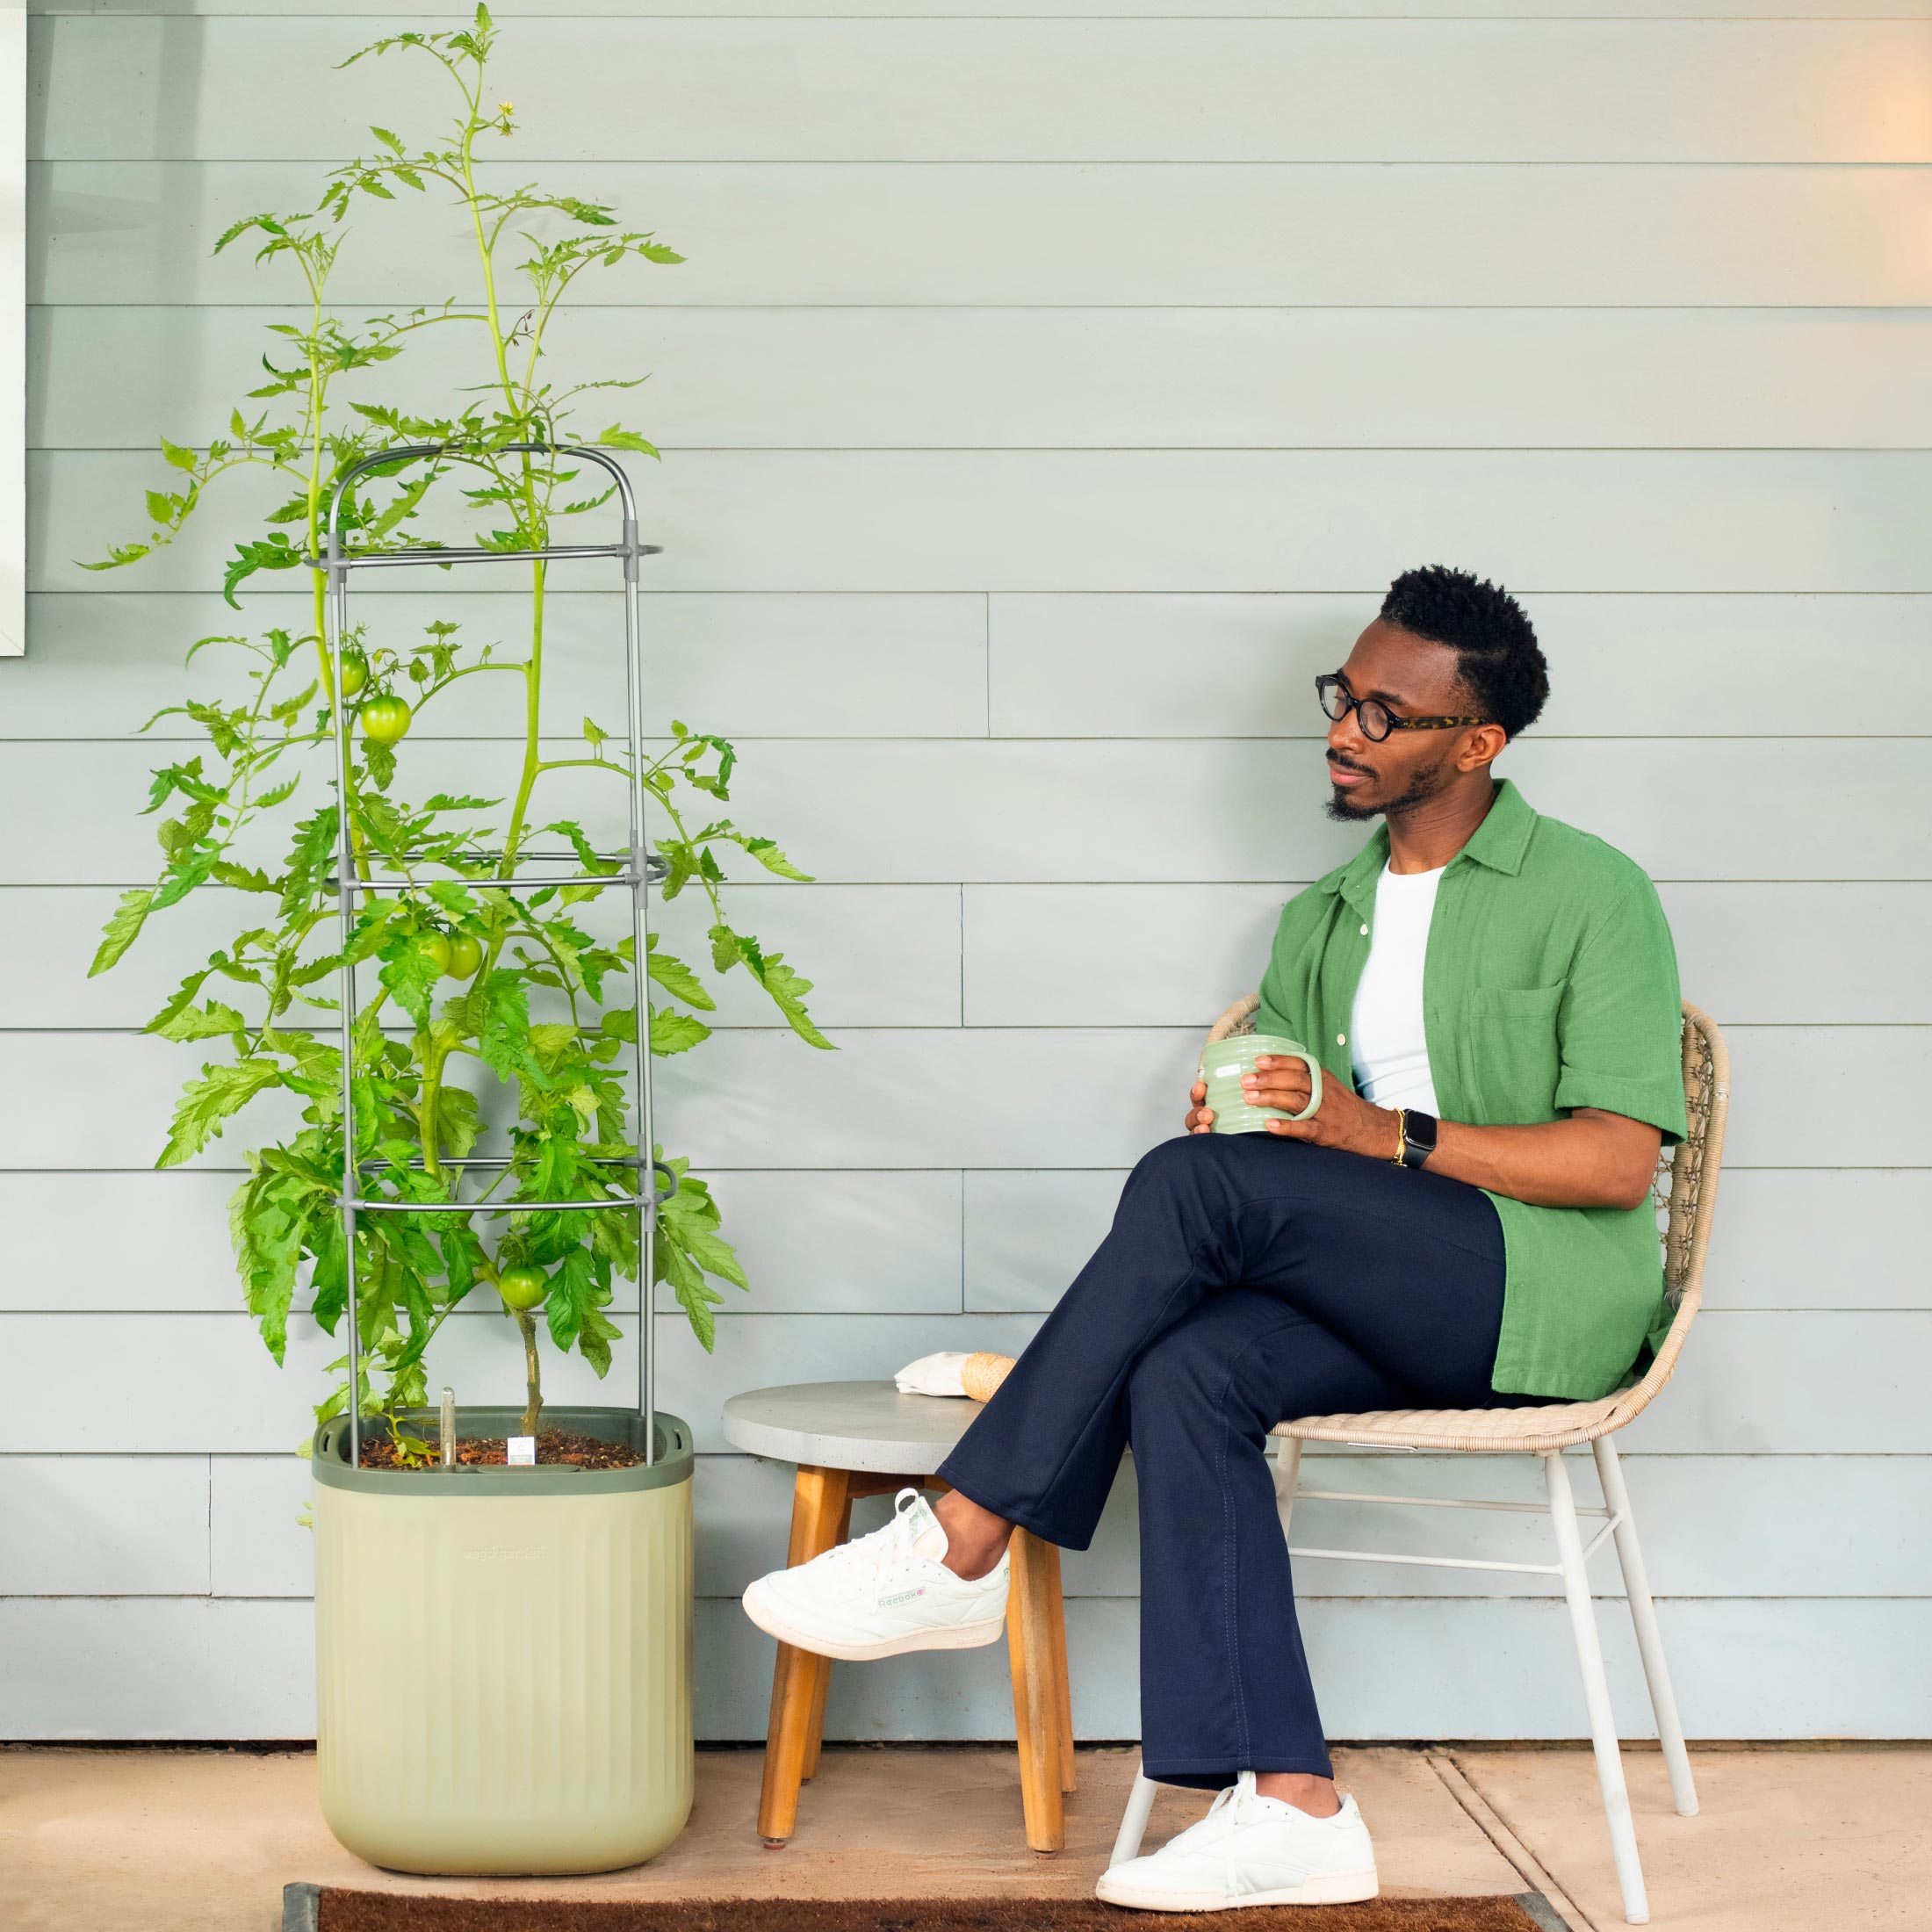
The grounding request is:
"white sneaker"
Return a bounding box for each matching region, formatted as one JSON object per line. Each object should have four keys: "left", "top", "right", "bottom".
{"left": 1096, "top": 1770, "right": 1380, "bottom": 1912}
{"left": 740, "top": 1487, "right": 1010, "bottom": 1662}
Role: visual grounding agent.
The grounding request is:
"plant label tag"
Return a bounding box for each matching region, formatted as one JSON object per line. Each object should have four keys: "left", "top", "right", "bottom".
{"left": 507, "top": 1436, "right": 536, "bottom": 1466}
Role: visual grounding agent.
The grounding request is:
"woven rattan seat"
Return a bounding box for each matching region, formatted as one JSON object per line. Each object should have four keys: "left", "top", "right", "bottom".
{"left": 1279, "top": 1395, "right": 1628, "bottom": 1454}
{"left": 1194, "top": 990, "right": 1729, "bottom": 1457}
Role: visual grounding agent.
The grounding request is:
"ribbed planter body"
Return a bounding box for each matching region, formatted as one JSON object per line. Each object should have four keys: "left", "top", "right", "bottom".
{"left": 312, "top": 1405, "right": 694, "bottom": 1876}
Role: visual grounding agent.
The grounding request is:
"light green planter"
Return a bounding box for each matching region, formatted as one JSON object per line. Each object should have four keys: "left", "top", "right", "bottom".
{"left": 312, "top": 1405, "right": 695, "bottom": 1876}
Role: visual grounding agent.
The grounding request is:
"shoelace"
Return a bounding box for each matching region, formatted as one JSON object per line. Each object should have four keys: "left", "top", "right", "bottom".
{"left": 1171, "top": 1770, "right": 1345, "bottom": 1871}
{"left": 1166, "top": 1772, "right": 1265, "bottom": 1853}
{"left": 813, "top": 1487, "right": 929, "bottom": 1578}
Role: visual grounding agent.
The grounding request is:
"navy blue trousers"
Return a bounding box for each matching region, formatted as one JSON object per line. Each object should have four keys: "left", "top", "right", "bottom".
{"left": 936, "top": 1129, "right": 1542, "bottom": 1791}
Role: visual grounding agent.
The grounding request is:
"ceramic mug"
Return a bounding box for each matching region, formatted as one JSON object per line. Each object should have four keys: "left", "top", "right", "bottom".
{"left": 1197, "top": 1032, "right": 1324, "bottom": 1135}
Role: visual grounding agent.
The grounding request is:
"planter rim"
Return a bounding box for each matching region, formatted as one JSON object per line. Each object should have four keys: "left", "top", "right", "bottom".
{"left": 313, "top": 1404, "right": 694, "bottom": 1497}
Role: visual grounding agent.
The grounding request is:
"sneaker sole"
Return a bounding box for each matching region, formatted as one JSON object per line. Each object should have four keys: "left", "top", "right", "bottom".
{"left": 1093, "top": 1869, "right": 1381, "bottom": 1912}
{"left": 742, "top": 1582, "right": 1007, "bottom": 1662}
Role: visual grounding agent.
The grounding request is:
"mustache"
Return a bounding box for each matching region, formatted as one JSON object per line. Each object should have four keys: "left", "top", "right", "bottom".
{"left": 1328, "top": 757, "right": 1373, "bottom": 776}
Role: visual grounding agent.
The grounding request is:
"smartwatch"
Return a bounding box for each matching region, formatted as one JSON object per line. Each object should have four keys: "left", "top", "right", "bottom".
{"left": 1397, "top": 1107, "right": 1438, "bottom": 1171}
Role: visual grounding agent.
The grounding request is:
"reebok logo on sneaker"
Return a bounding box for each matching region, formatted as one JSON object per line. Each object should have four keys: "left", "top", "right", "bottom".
{"left": 878, "top": 1588, "right": 926, "bottom": 1607}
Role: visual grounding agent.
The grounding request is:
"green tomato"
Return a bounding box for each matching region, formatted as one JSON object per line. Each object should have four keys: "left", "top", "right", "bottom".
{"left": 338, "top": 650, "right": 369, "bottom": 698}
{"left": 496, "top": 1264, "right": 549, "bottom": 1310}
{"left": 446, "top": 933, "right": 484, "bottom": 980}
{"left": 361, "top": 694, "right": 412, "bottom": 744}
{"left": 417, "top": 933, "right": 453, "bottom": 975}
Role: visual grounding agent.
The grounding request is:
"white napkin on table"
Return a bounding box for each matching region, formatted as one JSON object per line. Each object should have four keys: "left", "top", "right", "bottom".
{"left": 893, "top": 1350, "right": 972, "bottom": 1397}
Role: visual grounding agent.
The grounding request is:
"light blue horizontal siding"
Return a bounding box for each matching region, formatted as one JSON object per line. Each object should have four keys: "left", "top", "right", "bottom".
{"left": 3, "top": 0, "right": 1918, "bottom": 1746}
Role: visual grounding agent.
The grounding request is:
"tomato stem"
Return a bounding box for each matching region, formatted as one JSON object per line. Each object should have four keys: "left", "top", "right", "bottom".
{"left": 515, "top": 1308, "right": 544, "bottom": 1440}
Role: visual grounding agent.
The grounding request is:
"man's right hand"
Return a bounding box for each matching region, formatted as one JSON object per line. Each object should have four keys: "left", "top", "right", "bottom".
{"left": 1186, "top": 1078, "right": 1215, "bottom": 1134}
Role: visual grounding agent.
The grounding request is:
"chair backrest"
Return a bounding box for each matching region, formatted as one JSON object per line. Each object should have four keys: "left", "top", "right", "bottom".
{"left": 1205, "top": 994, "right": 1731, "bottom": 1416}
{"left": 1632, "top": 1000, "right": 1729, "bottom": 1409}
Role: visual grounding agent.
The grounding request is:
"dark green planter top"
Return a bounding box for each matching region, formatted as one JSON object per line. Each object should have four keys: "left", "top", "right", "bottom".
{"left": 313, "top": 1405, "right": 694, "bottom": 1498}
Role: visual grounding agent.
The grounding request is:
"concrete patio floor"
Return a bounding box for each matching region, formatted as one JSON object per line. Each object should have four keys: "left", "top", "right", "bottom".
{"left": 3, "top": 1741, "right": 1926, "bottom": 1932}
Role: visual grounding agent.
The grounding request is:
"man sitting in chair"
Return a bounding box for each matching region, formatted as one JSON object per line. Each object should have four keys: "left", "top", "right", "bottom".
{"left": 742, "top": 564, "right": 1688, "bottom": 1912}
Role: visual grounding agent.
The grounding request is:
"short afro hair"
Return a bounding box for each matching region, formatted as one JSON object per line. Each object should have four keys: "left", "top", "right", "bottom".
{"left": 1379, "top": 565, "right": 1549, "bottom": 740}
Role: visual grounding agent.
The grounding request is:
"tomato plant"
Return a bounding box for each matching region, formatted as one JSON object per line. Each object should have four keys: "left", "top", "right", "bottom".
{"left": 83, "top": 8, "right": 834, "bottom": 1450}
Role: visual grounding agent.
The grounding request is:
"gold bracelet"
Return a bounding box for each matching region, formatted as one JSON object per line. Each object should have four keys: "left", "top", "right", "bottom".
{"left": 1390, "top": 1107, "right": 1408, "bottom": 1165}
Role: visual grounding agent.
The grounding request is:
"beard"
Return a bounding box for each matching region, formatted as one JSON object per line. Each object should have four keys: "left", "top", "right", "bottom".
{"left": 1322, "top": 751, "right": 1451, "bottom": 824}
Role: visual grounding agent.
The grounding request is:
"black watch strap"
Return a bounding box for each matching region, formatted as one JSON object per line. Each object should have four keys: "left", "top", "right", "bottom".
{"left": 1399, "top": 1108, "right": 1438, "bottom": 1169}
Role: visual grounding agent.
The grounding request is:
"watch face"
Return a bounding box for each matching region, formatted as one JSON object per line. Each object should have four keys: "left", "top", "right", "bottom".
{"left": 1404, "top": 1110, "right": 1438, "bottom": 1153}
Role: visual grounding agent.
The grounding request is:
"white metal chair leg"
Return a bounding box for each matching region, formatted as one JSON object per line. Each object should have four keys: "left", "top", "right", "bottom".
{"left": 1112, "top": 1766, "right": 1158, "bottom": 1868}
{"left": 1111, "top": 1441, "right": 1303, "bottom": 1870}
{"left": 1272, "top": 1436, "right": 1303, "bottom": 1535}
{"left": 1594, "top": 1437, "right": 1698, "bottom": 1818}
{"left": 1547, "top": 1450, "right": 1650, "bottom": 1925}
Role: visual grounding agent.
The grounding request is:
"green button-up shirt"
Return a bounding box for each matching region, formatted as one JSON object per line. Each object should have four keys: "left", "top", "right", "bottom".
{"left": 1254, "top": 775, "right": 1688, "bottom": 1402}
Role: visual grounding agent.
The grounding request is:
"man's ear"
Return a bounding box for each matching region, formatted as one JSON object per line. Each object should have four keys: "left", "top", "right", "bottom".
{"left": 1458, "top": 724, "right": 1509, "bottom": 773}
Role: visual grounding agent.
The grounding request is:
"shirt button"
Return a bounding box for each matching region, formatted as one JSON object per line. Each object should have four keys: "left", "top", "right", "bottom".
{"left": 1359, "top": 922, "right": 1369, "bottom": 935}
{"left": 1337, "top": 1032, "right": 1347, "bottom": 1045}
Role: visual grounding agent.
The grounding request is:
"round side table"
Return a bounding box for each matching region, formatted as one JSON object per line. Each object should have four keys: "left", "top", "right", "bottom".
{"left": 722, "top": 1379, "right": 1076, "bottom": 1852}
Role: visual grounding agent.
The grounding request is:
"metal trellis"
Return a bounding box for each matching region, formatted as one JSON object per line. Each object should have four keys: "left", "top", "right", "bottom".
{"left": 311, "top": 443, "right": 677, "bottom": 1469}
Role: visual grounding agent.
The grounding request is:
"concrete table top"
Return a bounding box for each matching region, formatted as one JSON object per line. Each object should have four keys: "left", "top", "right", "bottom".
{"left": 721, "top": 1379, "right": 983, "bottom": 1474}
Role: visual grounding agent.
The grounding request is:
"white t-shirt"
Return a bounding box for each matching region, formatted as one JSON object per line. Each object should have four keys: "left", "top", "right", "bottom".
{"left": 1348, "top": 860, "right": 1445, "bottom": 1114}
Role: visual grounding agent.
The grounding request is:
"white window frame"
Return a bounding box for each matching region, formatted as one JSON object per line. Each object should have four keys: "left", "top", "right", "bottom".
{"left": 1, "top": 0, "right": 24, "bottom": 655}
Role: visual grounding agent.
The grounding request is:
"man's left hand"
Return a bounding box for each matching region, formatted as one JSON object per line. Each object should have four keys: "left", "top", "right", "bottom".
{"left": 1242, "top": 1055, "right": 1402, "bottom": 1161}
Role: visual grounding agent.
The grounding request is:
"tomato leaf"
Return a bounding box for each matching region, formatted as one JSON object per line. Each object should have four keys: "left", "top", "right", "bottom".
{"left": 674, "top": 1222, "right": 749, "bottom": 1294}
{"left": 158, "top": 1059, "right": 285, "bottom": 1167}
{"left": 595, "top": 425, "right": 660, "bottom": 459}
{"left": 737, "top": 834, "right": 813, "bottom": 883}
{"left": 378, "top": 937, "right": 442, "bottom": 1027}
{"left": 472, "top": 969, "right": 548, "bottom": 1086}
{"left": 749, "top": 952, "right": 833, "bottom": 1051}
{"left": 231, "top": 1167, "right": 324, "bottom": 1366}
{"left": 648, "top": 1008, "right": 710, "bottom": 1056}
{"left": 432, "top": 1085, "right": 481, "bottom": 1159}
{"left": 221, "top": 534, "right": 303, "bottom": 608}
{"left": 544, "top": 1246, "right": 598, "bottom": 1352}
{"left": 643, "top": 943, "right": 714, "bottom": 1012}
{"left": 657, "top": 1235, "right": 720, "bottom": 1354}
{"left": 280, "top": 806, "right": 340, "bottom": 916}
{"left": 90, "top": 889, "right": 155, "bottom": 976}
{"left": 144, "top": 966, "right": 214, "bottom": 1036}
{"left": 576, "top": 1305, "right": 624, "bottom": 1377}
{"left": 151, "top": 999, "right": 249, "bottom": 1044}
{"left": 548, "top": 819, "right": 619, "bottom": 876}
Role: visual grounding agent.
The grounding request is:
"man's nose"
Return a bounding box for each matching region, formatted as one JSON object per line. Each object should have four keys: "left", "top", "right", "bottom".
{"left": 1327, "top": 713, "right": 1366, "bottom": 759}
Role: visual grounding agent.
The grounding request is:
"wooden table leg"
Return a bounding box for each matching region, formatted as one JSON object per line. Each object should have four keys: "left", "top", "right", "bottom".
{"left": 758, "top": 1465, "right": 852, "bottom": 1845}
{"left": 1007, "top": 1527, "right": 1067, "bottom": 1853}
{"left": 1041, "top": 1539, "right": 1077, "bottom": 1793}
{"left": 800, "top": 1485, "right": 855, "bottom": 1783}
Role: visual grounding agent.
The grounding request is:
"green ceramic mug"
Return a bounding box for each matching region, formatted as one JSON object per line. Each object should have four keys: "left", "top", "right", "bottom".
{"left": 1197, "top": 1032, "right": 1324, "bottom": 1135}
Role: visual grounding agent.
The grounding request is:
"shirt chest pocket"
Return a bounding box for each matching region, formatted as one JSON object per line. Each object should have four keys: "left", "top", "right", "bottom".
{"left": 1460, "top": 981, "right": 1564, "bottom": 1122}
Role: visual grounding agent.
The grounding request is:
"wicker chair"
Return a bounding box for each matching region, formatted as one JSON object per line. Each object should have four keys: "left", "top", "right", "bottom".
{"left": 1108, "top": 997, "right": 1730, "bottom": 1928}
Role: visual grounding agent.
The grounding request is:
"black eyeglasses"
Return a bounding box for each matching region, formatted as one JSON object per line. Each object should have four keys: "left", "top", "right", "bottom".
{"left": 1315, "top": 673, "right": 1488, "bottom": 744}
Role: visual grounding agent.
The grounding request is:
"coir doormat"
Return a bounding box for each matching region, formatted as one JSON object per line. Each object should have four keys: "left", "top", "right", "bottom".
{"left": 284, "top": 1883, "right": 1569, "bottom": 1932}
